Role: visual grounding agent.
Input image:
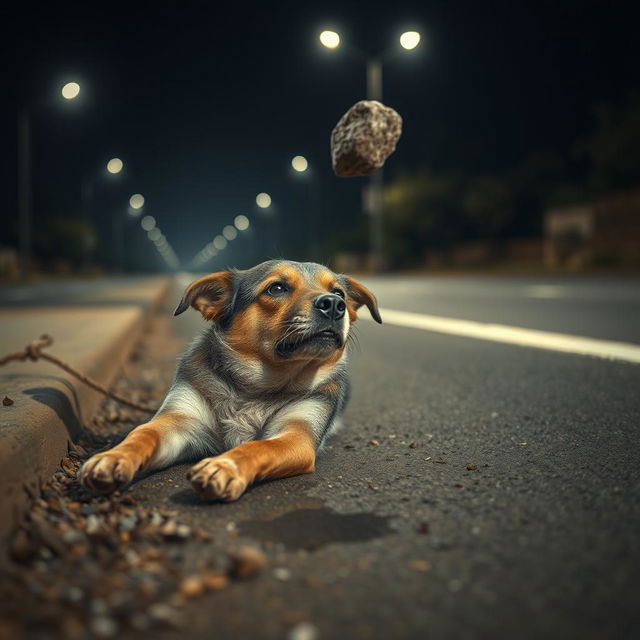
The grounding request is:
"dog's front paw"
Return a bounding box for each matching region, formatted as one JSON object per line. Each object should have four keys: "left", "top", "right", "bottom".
{"left": 79, "top": 451, "right": 137, "bottom": 494}
{"left": 187, "top": 456, "right": 248, "bottom": 502}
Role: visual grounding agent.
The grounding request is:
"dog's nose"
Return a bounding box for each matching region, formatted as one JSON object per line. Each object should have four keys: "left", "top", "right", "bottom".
{"left": 313, "top": 294, "right": 346, "bottom": 321}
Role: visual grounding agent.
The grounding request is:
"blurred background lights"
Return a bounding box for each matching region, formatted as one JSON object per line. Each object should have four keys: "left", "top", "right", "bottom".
{"left": 400, "top": 31, "right": 421, "bottom": 50}
{"left": 319, "top": 30, "right": 340, "bottom": 49}
{"left": 129, "top": 193, "right": 145, "bottom": 210}
{"left": 291, "top": 155, "right": 308, "bottom": 172}
{"left": 140, "top": 215, "right": 156, "bottom": 231}
{"left": 234, "top": 215, "right": 250, "bottom": 231}
{"left": 61, "top": 82, "right": 80, "bottom": 100}
{"left": 213, "top": 235, "right": 227, "bottom": 250}
{"left": 256, "top": 192, "right": 271, "bottom": 208}
{"left": 147, "top": 228, "right": 161, "bottom": 241}
{"left": 106, "top": 158, "right": 123, "bottom": 174}
{"left": 223, "top": 225, "right": 238, "bottom": 241}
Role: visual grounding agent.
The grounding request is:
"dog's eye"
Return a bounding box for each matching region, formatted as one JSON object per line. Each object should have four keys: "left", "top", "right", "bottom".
{"left": 265, "top": 282, "right": 288, "bottom": 297}
{"left": 331, "top": 288, "right": 345, "bottom": 299}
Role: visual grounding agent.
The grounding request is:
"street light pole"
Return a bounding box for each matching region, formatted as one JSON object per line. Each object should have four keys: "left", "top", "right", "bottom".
{"left": 319, "top": 29, "right": 421, "bottom": 272}
{"left": 17, "top": 110, "right": 32, "bottom": 279}
{"left": 366, "top": 59, "right": 384, "bottom": 272}
{"left": 16, "top": 81, "right": 81, "bottom": 280}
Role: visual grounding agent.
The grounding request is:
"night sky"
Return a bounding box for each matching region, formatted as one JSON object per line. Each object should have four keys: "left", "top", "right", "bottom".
{"left": 2, "top": 0, "right": 638, "bottom": 268}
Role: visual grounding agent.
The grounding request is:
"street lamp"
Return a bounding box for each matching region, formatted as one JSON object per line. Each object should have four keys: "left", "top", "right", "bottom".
{"left": 317, "top": 28, "right": 422, "bottom": 271}
{"left": 223, "top": 224, "right": 238, "bottom": 241}
{"left": 400, "top": 31, "right": 421, "bottom": 50}
{"left": 213, "top": 235, "right": 227, "bottom": 250}
{"left": 141, "top": 215, "right": 156, "bottom": 231}
{"left": 319, "top": 30, "right": 340, "bottom": 49}
{"left": 129, "top": 193, "right": 145, "bottom": 212}
{"left": 61, "top": 82, "right": 81, "bottom": 100}
{"left": 107, "top": 157, "right": 124, "bottom": 175}
{"left": 256, "top": 192, "right": 272, "bottom": 209}
{"left": 234, "top": 214, "right": 250, "bottom": 231}
{"left": 18, "top": 80, "right": 82, "bottom": 279}
{"left": 291, "top": 155, "right": 309, "bottom": 172}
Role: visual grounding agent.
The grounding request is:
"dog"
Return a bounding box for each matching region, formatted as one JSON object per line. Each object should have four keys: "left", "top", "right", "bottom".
{"left": 80, "top": 260, "right": 381, "bottom": 501}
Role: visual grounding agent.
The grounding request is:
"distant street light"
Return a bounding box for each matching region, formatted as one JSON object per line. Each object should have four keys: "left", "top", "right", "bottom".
{"left": 291, "top": 155, "right": 309, "bottom": 172}
{"left": 317, "top": 27, "right": 422, "bottom": 271}
{"left": 61, "top": 82, "right": 81, "bottom": 100}
{"left": 18, "top": 79, "right": 84, "bottom": 278}
{"left": 256, "top": 192, "right": 272, "bottom": 209}
{"left": 223, "top": 225, "right": 238, "bottom": 241}
{"left": 399, "top": 31, "right": 421, "bottom": 50}
{"left": 234, "top": 214, "right": 250, "bottom": 231}
{"left": 141, "top": 215, "right": 156, "bottom": 231}
{"left": 213, "top": 235, "right": 227, "bottom": 250}
{"left": 129, "top": 193, "right": 145, "bottom": 211}
{"left": 107, "top": 157, "right": 123, "bottom": 174}
{"left": 319, "top": 30, "right": 340, "bottom": 49}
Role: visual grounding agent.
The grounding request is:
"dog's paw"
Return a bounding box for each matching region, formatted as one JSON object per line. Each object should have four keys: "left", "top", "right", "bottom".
{"left": 187, "top": 456, "right": 248, "bottom": 502}
{"left": 79, "top": 451, "right": 136, "bottom": 494}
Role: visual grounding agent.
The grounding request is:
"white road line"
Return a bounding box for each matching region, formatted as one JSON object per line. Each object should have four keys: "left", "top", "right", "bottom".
{"left": 524, "top": 285, "right": 566, "bottom": 299}
{"left": 362, "top": 308, "right": 640, "bottom": 364}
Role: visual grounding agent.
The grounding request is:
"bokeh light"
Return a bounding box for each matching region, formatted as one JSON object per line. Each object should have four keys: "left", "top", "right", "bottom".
{"left": 106, "top": 158, "right": 123, "bottom": 174}
{"left": 256, "top": 193, "right": 271, "bottom": 208}
{"left": 234, "top": 215, "right": 250, "bottom": 231}
{"left": 223, "top": 225, "right": 238, "bottom": 241}
{"left": 400, "top": 31, "right": 421, "bottom": 50}
{"left": 291, "top": 155, "right": 309, "bottom": 172}
{"left": 61, "top": 82, "right": 80, "bottom": 100}
{"left": 319, "top": 31, "right": 340, "bottom": 49}
{"left": 141, "top": 215, "right": 156, "bottom": 231}
{"left": 213, "top": 235, "right": 227, "bottom": 250}
{"left": 129, "top": 194, "right": 145, "bottom": 210}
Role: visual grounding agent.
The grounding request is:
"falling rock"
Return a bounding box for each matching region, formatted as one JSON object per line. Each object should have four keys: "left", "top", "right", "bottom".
{"left": 331, "top": 100, "right": 403, "bottom": 177}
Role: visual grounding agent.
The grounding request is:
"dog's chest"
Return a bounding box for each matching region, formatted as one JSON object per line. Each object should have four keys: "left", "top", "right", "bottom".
{"left": 213, "top": 392, "right": 288, "bottom": 449}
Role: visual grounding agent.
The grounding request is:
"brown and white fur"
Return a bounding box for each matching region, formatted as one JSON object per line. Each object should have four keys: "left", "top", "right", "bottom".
{"left": 80, "top": 260, "right": 381, "bottom": 501}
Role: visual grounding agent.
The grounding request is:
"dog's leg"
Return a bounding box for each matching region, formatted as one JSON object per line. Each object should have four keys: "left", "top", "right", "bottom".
{"left": 80, "top": 411, "right": 197, "bottom": 494}
{"left": 187, "top": 420, "right": 316, "bottom": 502}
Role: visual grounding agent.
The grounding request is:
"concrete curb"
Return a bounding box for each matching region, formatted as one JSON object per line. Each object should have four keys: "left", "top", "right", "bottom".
{"left": 0, "top": 278, "right": 172, "bottom": 549}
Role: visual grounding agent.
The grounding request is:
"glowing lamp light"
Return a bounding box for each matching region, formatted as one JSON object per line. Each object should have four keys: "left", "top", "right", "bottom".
{"left": 256, "top": 192, "right": 271, "bottom": 209}
{"left": 213, "top": 235, "right": 227, "bottom": 250}
{"left": 129, "top": 193, "right": 145, "bottom": 210}
{"left": 147, "top": 228, "right": 161, "bottom": 241}
{"left": 107, "top": 158, "right": 123, "bottom": 174}
{"left": 234, "top": 215, "right": 250, "bottom": 231}
{"left": 400, "top": 31, "right": 421, "bottom": 50}
{"left": 319, "top": 30, "right": 340, "bottom": 49}
{"left": 140, "top": 215, "right": 156, "bottom": 231}
{"left": 291, "top": 155, "right": 309, "bottom": 172}
{"left": 223, "top": 225, "right": 238, "bottom": 241}
{"left": 61, "top": 82, "right": 81, "bottom": 100}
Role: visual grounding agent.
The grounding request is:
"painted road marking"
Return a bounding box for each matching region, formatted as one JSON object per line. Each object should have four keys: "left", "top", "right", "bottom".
{"left": 524, "top": 285, "right": 566, "bottom": 299}
{"left": 363, "top": 308, "right": 640, "bottom": 364}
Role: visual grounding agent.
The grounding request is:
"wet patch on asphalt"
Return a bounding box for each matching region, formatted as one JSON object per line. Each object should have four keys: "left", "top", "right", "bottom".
{"left": 239, "top": 506, "right": 392, "bottom": 551}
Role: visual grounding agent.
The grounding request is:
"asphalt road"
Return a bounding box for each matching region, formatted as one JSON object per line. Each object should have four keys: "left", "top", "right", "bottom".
{"left": 113, "top": 274, "right": 640, "bottom": 640}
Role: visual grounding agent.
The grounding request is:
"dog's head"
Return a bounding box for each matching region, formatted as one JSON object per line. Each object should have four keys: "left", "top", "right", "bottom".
{"left": 174, "top": 260, "right": 381, "bottom": 365}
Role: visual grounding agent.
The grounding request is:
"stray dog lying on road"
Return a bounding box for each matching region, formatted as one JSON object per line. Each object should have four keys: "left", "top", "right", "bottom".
{"left": 80, "top": 260, "right": 382, "bottom": 501}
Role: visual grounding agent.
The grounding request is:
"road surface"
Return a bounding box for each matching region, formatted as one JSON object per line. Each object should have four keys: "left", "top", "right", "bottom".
{"left": 121, "top": 274, "right": 640, "bottom": 640}
{"left": 3, "top": 274, "right": 638, "bottom": 639}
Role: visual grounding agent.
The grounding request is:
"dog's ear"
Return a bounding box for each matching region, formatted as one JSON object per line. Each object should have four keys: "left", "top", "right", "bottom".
{"left": 174, "top": 271, "right": 233, "bottom": 322}
{"left": 343, "top": 276, "right": 382, "bottom": 324}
